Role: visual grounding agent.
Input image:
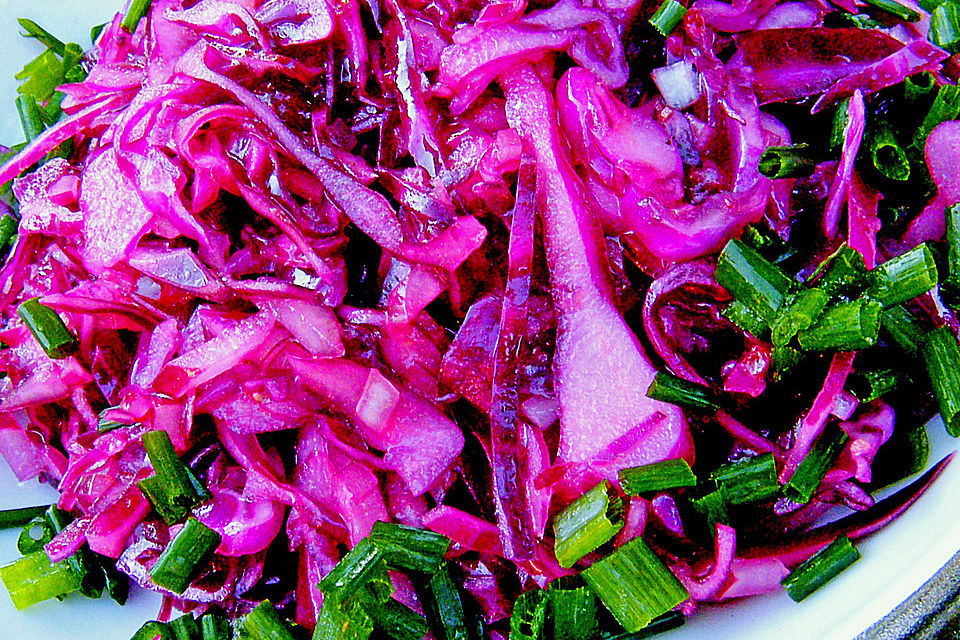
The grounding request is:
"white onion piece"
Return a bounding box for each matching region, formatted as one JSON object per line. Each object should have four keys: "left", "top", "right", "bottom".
{"left": 651, "top": 61, "right": 701, "bottom": 110}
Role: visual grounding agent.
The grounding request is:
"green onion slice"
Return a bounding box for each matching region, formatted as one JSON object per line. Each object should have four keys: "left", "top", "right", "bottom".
{"left": 710, "top": 453, "right": 780, "bottom": 505}
{"left": 649, "top": 0, "right": 686, "bottom": 35}
{"left": 782, "top": 535, "right": 860, "bottom": 602}
{"left": 796, "top": 298, "right": 882, "bottom": 351}
{"left": 646, "top": 372, "right": 719, "bottom": 412}
{"left": 553, "top": 481, "right": 624, "bottom": 568}
{"left": 619, "top": 459, "right": 697, "bottom": 495}
{"left": 922, "top": 326, "right": 960, "bottom": 436}
{"left": 369, "top": 521, "right": 450, "bottom": 575}
{"left": 148, "top": 517, "right": 221, "bottom": 594}
{"left": 783, "top": 427, "right": 850, "bottom": 504}
{"left": 17, "top": 297, "right": 77, "bottom": 359}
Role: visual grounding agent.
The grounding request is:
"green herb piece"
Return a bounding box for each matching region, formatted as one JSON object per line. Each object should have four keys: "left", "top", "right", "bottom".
{"left": 829, "top": 99, "right": 850, "bottom": 153}
{"left": 234, "top": 601, "right": 296, "bottom": 640}
{"left": 170, "top": 613, "right": 201, "bottom": 640}
{"left": 18, "top": 297, "right": 77, "bottom": 359}
{"left": 123, "top": 0, "right": 153, "bottom": 33}
{"left": 723, "top": 300, "right": 767, "bottom": 337}
{"left": 758, "top": 144, "right": 816, "bottom": 179}
{"left": 716, "top": 238, "right": 795, "bottom": 326}
{"left": 313, "top": 598, "right": 374, "bottom": 640}
{"left": 17, "top": 18, "right": 66, "bottom": 55}
{"left": 369, "top": 521, "right": 450, "bottom": 575}
{"left": 607, "top": 611, "right": 686, "bottom": 639}
{"left": 553, "top": 481, "right": 624, "bottom": 568}
{"left": 850, "top": 367, "right": 900, "bottom": 402}
{"left": 0, "top": 550, "right": 81, "bottom": 610}
{"left": 867, "top": 244, "right": 938, "bottom": 307}
{"left": 649, "top": 0, "right": 687, "bottom": 35}
{"left": 710, "top": 453, "right": 780, "bottom": 505}
{"left": 137, "top": 430, "right": 210, "bottom": 525}
{"left": 943, "top": 204, "right": 960, "bottom": 303}
{"left": 0, "top": 505, "right": 49, "bottom": 530}
{"left": 931, "top": 2, "right": 960, "bottom": 52}
{"left": 549, "top": 583, "right": 597, "bottom": 640}
{"left": 869, "top": 423, "right": 929, "bottom": 489}
{"left": 646, "top": 372, "right": 719, "bottom": 412}
{"left": 690, "top": 489, "right": 730, "bottom": 532}
{"left": 864, "top": 0, "right": 920, "bottom": 20}
{"left": 915, "top": 85, "right": 960, "bottom": 149}
{"left": 881, "top": 305, "right": 926, "bottom": 357}
{"left": 131, "top": 621, "right": 174, "bottom": 640}
{"left": 812, "top": 245, "right": 869, "bottom": 300}
{"left": 319, "top": 538, "right": 390, "bottom": 604}
{"left": 783, "top": 428, "right": 850, "bottom": 504}
{"left": 922, "top": 326, "right": 960, "bottom": 436}
{"left": 359, "top": 592, "right": 430, "bottom": 640}
{"left": 905, "top": 72, "right": 937, "bottom": 102}
{"left": 200, "top": 609, "right": 231, "bottom": 640}
{"left": 582, "top": 537, "right": 688, "bottom": 633}
{"left": 796, "top": 298, "right": 882, "bottom": 351}
{"left": 426, "top": 565, "right": 470, "bottom": 640}
{"left": 148, "top": 517, "right": 221, "bottom": 594}
{"left": 45, "top": 505, "right": 104, "bottom": 599}
{"left": 510, "top": 589, "right": 549, "bottom": 640}
{"left": 869, "top": 123, "right": 911, "bottom": 182}
{"left": 619, "top": 459, "right": 697, "bottom": 495}
{"left": 0, "top": 214, "right": 17, "bottom": 259}
{"left": 771, "top": 288, "right": 829, "bottom": 347}
{"left": 782, "top": 535, "right": 860, "bottom": 602}
{"left": 16, "top": 94, "right": 47, "bottom": 142}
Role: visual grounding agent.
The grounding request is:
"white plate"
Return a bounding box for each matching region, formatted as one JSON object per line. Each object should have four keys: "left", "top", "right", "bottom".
{"left": 0, "top": 1, "right": 957, "bottom": 638}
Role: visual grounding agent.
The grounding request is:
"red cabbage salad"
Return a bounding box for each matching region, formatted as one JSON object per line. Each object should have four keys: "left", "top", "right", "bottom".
{"left": 1, "top": 0, "right": 960, "bottom": 637}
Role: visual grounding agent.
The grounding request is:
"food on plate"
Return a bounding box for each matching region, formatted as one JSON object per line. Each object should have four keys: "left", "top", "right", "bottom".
{"left": 0, "top": 0, "right": 958, "bottom": 637}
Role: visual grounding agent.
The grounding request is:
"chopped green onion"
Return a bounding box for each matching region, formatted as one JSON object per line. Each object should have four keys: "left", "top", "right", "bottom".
{"left": 915, "top": 85, "right": 960, "bottom": 149}
{"left": 796, "top": 298, "right": 882, "bottom": 351}
{"left": 771, "top": 288, "right": 829, "bottom": 347}
{"left": 17, "top": 516, "right": 52, "bottom": 555}
{"left": 426, "top": 565, "right": 470, "bottom": 640}
{"left": 869, "top": 423, "right": 929, "bottom": 489}
{"left": 758, "top": 144, "right": 816, "bottom": 179}
{"left": 0, "top": 550, "right": 81, "bottom": 610}
{"left": 867, "top": 244, "right": 938, "bottom": 307}
{"left": 607, "top": 611, "right": 686, "bottom": 639}
{"left": 319, "top": 538, "right": 391, "bottom": 604}
{"left": 170, "top": 613, "right": 201, "bottom": 640}
{"left": 863, "top": 0, "right": 920, "bottom": 20}
{"left": 850, "top": 367, "right": 900, "bottom": 402}
{"left": 690, "top": 489, "right": 730, "bottom": 532}
{"left": 829, "top": 99, "right": 850, "bottom": 153}
{"left": 0, "top": 505, "right": 49, "bottom": 530}
{"left": 619, "top": 459, "right": 697, "bottom": 495}
{"left": 869, "top": 123, "right": 911, "bottom": 182}
{"left": 235, "top": 601, "right": 296, "bottom": 640}
{"left": 360, "top": 593, "right": 431, "bottom": 640}
{"left": 943, "top": 204, "right": 960, "bottom": 303}
{"left": 45, "top": 505, "right": 103, "bottom": 599}
{"left": 369, "top": 521, "right": 450, "bottom": 575}
{"left": 710, "top": 453, "right": 780, "bottom": 505}
{"left": 16, "top": 94, "right": 46, "bottom": 142}
{"left": 137, "top": 430, "right": 211, "bottom": 525}
{"left": 123, "top": 0, "right": 153, "bottom": 33}
{"left": 649, "top": 0, "right": 687, "bottom": 35}
{"left": 781, "top": 535, "right": 860, "bottom": 602}
{"left": 723, "top": 300, "right": 767, "bottom": 337}
{"left": 200, "top": 609, "right": 231, "bottom": 640}
{"left": 930, "top": 2, "right": 960, "bottom": 53}
{"left": 510, "top": 589, "right": 549, "bottom": 640}
{"left": 17, "top": 18, "right": 67, "bottom": 55}
{"left": 783, "top": 427, "right": 849, "bottom": 504}
{"left": 716, "top": 238, "right": 795, "bottom": 326}
{"left": 149, "top": 517, "right": 221, "bottom": 594}
{"left": 0, "top": 213, "right": 17, "bottom": 258}
{"left": 549, "top": 583, "right": 597, "bottom": 640}
{"left": 771, "top": 345, "right": 804, "bottom": 379}
{"left": 553, "top": 481, "right": 624, "bottom": 568}
{"left": 313, "top": 598, "right": 374, "bottom": 640}
{"left": 17, "top": 297, "right": 77, "bottom": 359}
{"left": 905, "top": 72, "right": 937, "bottom": 102}
{"left": 922, "top": 326, "right": 960, "bottom": 436}
{"left": 100, "top": 556, "right": 130, "bottom": 605}
{"left": 131, "top": 621, "right": 174, "bottom": 640}
{"left": 646, "top": 372, "right": 719, "bottom": 412}
{"left": 824, "top": 11, "right": 885, "bottom": 28}
{"left": 582, "top": 537, "right": 688, "bottom": 633}
{"left": 881, "top": 305, "right": 926, "bottom": 357}
{"left": 812, "top": 245, "right": 869, "bottom": 300}
{"left": 91, "top": 23, "right": 107, "bottom": 44}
